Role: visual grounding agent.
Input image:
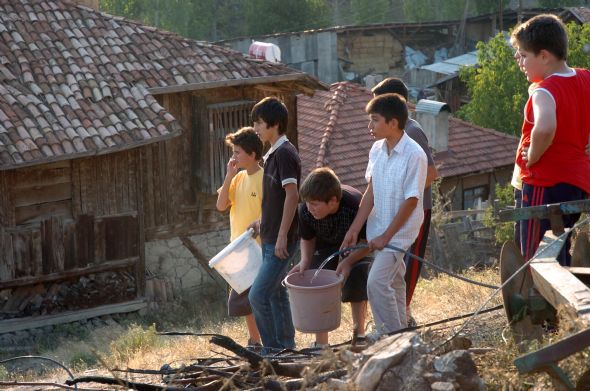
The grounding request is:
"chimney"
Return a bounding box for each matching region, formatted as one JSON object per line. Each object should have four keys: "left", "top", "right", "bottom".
{"left": 415, "top": 99, "right": 451, "bottom": 152}
{"left": 73, "top": 0, "right": 99, "bottom": 10}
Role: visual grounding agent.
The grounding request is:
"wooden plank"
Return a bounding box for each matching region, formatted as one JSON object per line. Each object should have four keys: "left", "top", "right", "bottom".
{"left": 13, "top": 182, "right": 72, "bottom": 208}
{"left": 105, "top": 216, "right": 128, "bottom": 260}
{"left": 15, "top": 199, "right": 72, "bottom": 225}
{"left": 13, "top": 162, "right": 70, "bottom": 189}
{"left": 142, "top": 147, "right": 156, "bottom": 229}
{"left": 12, "top": 230, "right": 32, "bottom": 278}
{"left": 151, "top": 144, "right": 164, "bottom": 226}
{"left": 0, "top": 228, "right": 15, "bottom": 281}
{"left": 108, "top": 154, "right": 118, "bottom": 215}
{"left": 530, "top": 261, "right": 590, "bottom": 326}
{"left": 51, "top": 217, "right": 65, "bottom": 272}
{"left": 0, "top": 298, "right": 147, "bottom": 334}
{"left": 63, "top": 220, "right": 76, "bottom": 270}
{"left": 134, "top": 150, "right": 146, "bottom": 297}
{"left": 94, "top": 218, "right": 106, "bottom": 263}
{"left": 0, "top": 257, "right": 139, "bottom": 290}
{"left": 159, "top": 142, "right": 169, "bottom": 225}
{"left": 31, "top": 228, "right": 43, "bottom": 276}
{"left": 75, "top": 214, "right": 95, "bottom": 267}
{"left": 71, "top": 159, "right": 82, "bottom": 217}
{"left": 127, "top": 150, "right": 138, "bottom": 212}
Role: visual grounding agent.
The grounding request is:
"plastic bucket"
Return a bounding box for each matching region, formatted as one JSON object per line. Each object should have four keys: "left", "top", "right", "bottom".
{"left": 208, "top": 229, "right": 262, "bottom": 294}
{"left": 283, "top": 269, "right": 344, "bottom": 333}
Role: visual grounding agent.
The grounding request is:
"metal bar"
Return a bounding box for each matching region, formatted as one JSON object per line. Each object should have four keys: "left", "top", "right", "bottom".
{"left": 499, "top": 199, "right": 590, "bottom": 222}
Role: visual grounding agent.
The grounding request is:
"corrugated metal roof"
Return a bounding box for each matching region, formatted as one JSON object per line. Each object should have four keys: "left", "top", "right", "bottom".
{"left": 420, "top": 51, "right": 478, "bottom": 75}
{"left": 416, "top": 100, "right": 450, "bottom": 115}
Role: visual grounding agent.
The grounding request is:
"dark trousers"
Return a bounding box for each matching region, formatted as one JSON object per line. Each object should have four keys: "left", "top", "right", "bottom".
{"left": 404, "top": 209, "right": 431, "bottom": 306}
{"left": 519, "top": 183, "right": 586, "bottom": 266}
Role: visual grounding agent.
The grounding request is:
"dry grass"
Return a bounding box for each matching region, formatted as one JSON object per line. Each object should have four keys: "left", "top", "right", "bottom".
{"left": 6, "top": 267, "right": 590, "bottom": 389}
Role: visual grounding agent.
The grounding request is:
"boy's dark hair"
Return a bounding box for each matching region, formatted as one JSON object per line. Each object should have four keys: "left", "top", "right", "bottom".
{"left": 365, "top": 93, "right": 408, "bottom": 130}
{"left": 250, "top": 97, "right": 289, "bottom": 134}
{"left": 511, "top": 14, "right": 568, "bottom": 60}
{"left": 371, "top": 77, "right": 409, "bottom": 100}
{"left": 225, "top": 126, "right": 263, "bottom": 160}
{"left": 299, "top": 167, "right": 342, "bottom": 203}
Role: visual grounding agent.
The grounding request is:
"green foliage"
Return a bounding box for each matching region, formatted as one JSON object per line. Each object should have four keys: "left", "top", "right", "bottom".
{"left": 459, "top": 22, "right": 590, "bottom": 135}
{"left": 403, "top": 0, "right": 466, "bottom": 22}
{"left": 539, "top": 0, "right": 585, "bottom": 7}
{"left": 457, "top": 33, "right": 527, "bottom": 135}
{"left": 68, "top": 350, "right": 99, "bottom": 371}
{"left": 483, "top": 183, "right": 515, "bottom": 245}
{"left": 0, "top": 365, "right": 7, "bottom": 379}
{"left": 109, "top": 323, "right": 159, "bottom": 362}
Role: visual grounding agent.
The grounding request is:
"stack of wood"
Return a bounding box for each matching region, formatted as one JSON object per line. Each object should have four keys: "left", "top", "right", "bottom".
{"left": 60, "top": 332, "right": 484, "bottom": 391}
{"left": 145, "top": 276, "right": 175, "bottom": 309}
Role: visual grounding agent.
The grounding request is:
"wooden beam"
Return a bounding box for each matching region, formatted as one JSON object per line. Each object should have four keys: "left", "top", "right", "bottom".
{"left": 0, "top": 257, "right": 139, "bottom": 289}
{"left": 0, "top": 299, "right": 147, "bottom": 334}
{"left": 148, "top": 74, "right": 328, "bottom": 95}
{"left": 529, "top": 232, "right": 590, "bottom": 326}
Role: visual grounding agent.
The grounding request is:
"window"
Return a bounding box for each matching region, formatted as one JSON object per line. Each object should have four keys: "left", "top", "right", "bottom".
{"left": 205, "top": 100, "right": 255, "bottom": 194}
{"left": 462, "top": 185, "right": 489, "bottom": 210}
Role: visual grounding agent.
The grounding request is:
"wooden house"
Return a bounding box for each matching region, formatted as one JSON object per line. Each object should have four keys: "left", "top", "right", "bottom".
{"left": 0, "top": 0, "right": 325, "bottom": 333}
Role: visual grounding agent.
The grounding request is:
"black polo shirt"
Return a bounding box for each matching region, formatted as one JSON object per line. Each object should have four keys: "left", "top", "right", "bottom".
{"left": 260, "top": 140, "right": 301, "bottom": 245}
{"left": 299, "top": 185, "right": 367, "bottom": 251}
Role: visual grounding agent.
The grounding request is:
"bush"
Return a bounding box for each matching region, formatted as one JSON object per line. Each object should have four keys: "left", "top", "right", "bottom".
{"left": 483, "top": 183, "right": 515, "bottom": 245}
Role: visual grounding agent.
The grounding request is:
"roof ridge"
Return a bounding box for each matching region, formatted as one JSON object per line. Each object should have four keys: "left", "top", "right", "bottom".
{"left": 315, "top": 82, "right": 351, "bottom": 168}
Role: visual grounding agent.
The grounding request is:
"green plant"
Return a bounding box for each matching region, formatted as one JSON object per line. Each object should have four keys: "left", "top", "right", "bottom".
{"left": 0, "top": 365, "right": 7, "bottom": 379}
{"left": 68, "top": 350, "right": 99, "bottom": 371}
{"left": 109, "top": 323, "right": 159, "bottom": 362}
{"left": 483, "top": 183, "right": 515, "bottom": 245}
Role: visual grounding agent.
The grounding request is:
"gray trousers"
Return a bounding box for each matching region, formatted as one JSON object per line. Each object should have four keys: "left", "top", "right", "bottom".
{"left": 367, "top": 250, "right": 406, "bottom": 334}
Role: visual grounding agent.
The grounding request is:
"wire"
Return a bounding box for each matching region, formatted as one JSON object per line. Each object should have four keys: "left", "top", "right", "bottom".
{"left": 323, "top": 243, "right": 500, "bottom": 289}
{"left": 0, "top": 355, "right": 77, "bottom": 391}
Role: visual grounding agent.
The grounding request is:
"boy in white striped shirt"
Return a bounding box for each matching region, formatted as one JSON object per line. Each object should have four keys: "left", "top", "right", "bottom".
{"left": 340, "top": 93, "right": 427, "bottom": 335}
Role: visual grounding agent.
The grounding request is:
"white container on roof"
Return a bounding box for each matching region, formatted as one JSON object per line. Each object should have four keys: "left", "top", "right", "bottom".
{"left": 415, "top": 99, "right": 450, "bottom": 115}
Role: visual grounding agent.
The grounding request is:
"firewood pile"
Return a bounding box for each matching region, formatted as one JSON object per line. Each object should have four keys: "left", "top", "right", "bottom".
{"left": 59, "top": 332, "right": 485, "bottom": 391}
{"left": 0, "top": 271, "right": 136, "bottom": 320}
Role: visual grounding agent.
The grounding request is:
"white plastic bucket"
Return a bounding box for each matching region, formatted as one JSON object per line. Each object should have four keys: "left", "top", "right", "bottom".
{"left": 283, "top": 269, "right": 344, "bottom": 333}
{"left": 208, "top": 229, "right": 262, "bottom": 294}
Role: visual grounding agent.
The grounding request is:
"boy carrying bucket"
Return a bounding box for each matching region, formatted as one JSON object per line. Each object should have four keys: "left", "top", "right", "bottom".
{"left": 340, "top": 93, "right": 427, "bottom": 337}
{"left": 216, "top": 126, "right": 263, "bottom": 347}
{"left": 248, "top": 97, "right": 300, "bottom": 351}
{"left": 288, "top": 167, "right": 370, "bottom": 347}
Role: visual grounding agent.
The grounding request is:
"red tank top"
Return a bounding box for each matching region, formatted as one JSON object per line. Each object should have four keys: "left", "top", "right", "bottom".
{"left": 516, "top": 68, "right": 590, "bottom": 194}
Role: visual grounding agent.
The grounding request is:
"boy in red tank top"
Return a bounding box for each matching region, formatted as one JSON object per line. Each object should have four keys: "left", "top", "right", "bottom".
{"left": 511, "top": 14, "right": 590, "bottom": 265}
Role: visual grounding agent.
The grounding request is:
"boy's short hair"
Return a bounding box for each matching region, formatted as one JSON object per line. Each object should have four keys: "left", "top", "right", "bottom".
{"left": 511, "top": 14, "right": 568, "bottom": 60}
{"left": 365, "top": 93, "right": 408, "bottom": 130}
{"left": 299, "top": 167, "right": 342, "bottom": 203}
{"left": 225, "top": 126, "right": 263, "bottom": 160}
{"left": 250, "top": 97, "right": 289, "bottom": 134}
{"left": 371, "top": 77, "right": 409, "bottom": 100}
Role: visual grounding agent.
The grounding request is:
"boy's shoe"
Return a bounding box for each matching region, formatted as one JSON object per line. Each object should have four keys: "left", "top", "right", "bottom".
{"left": 309, "top": 341, "right": 329, "bottom": 349}
{"left": 247, "top": 339, "right": 262, "bottom": 348}
{"left": 407, "top": 315, "right": 417, "bottom": 328}
{"left": 365, "top": 330, "right": 383, "bottom": 344}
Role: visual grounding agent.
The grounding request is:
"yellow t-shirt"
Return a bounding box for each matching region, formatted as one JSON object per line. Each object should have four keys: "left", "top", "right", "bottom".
{"left": 229, "top": 169, "right": 263, "bottom": 242}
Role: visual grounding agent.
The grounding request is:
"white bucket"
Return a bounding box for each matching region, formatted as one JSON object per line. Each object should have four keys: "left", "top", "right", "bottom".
{"left": 208, "top": 229, "right": 262, "bottom": 294}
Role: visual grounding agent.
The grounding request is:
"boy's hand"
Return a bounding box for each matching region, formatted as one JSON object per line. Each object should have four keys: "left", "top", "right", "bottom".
{"left": 275, "top": 234, "right": 289, "bottom": 259}
{"left": 288, "top": 262, "right": 307, "bottom": 276}
{"left": 335, "top": 259, "right": 352, "bottom": 281}
{"left": 369, "top": 234, "right": 390, "bottom": 251}
{"left": 340, "top": 229, "right": 359, "bottom": 252}
{"left": 226, "top": 157, "right": 239, "bottom": 178}
{"left": 521, "top": 146, "right": 529, "bottom": 164}
{"left": 247, "top": 220, "right": 261, "bottom": 238}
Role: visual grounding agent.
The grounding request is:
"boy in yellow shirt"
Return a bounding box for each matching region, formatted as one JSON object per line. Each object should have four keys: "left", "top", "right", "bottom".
{"left": 216, "top": 126, "right": 263, "bottom": 346}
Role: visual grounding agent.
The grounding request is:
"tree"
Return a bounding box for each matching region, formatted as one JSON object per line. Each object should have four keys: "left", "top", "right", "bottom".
{"left": 458, "top": 22, "right": 590, "bottom": 135}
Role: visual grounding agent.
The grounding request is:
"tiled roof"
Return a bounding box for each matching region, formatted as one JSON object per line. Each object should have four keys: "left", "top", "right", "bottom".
{"left": 0, "top": 0, "right": 323, "bottom": 169}
{"left": 298, "top": 82, "right": 518, "bottom": 190}
{"left": 565, "top": 7, "right": 590, "bottom": 23}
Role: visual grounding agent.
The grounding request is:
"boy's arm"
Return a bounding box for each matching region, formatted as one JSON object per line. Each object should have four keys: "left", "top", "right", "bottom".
{"left": 289, "top": 237, "right": 316, "bottom": 275}
{"left": 336, "top": 245, "right": 371, "bottom": 280}
{"left": 426, "top": 165, "right": 438, "bottom": 188}
{"left": 275, "top": 183, "right": 298, "bottom": 259}
{"left": 216, "top": 158, "right": 238, "bottom": 211}
{"left": 369, "top": 198, "right": 418, "bottom": 251}
{"left": 526, "top": 91, "right": 556, "bottom": 167}
{"left": 341, "top": 181, "right": 374, "bottom": 250}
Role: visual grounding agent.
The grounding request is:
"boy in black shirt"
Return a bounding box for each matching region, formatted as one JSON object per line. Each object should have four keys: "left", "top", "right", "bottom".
{"left": 248, "top": 97, "right": 300, "bottom": 350}
{"left": 289, "top": 167, "right": 370, "bottom": 346}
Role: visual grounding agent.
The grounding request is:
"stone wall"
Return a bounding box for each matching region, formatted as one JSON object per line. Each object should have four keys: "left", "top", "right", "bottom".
{"left": 145, "top": 228, "right": 230, "bottom": 297}
{"left": 337, "top": 31, "right": 404, "bottom": 77}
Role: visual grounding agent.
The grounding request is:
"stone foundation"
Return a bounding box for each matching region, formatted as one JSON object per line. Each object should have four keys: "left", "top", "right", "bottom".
{"left": 145, "top": 228, "right": 230, "bottom": 297}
